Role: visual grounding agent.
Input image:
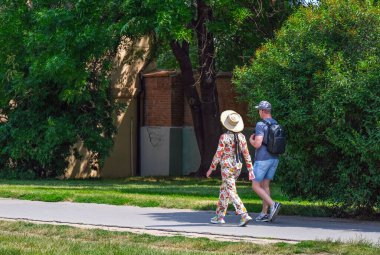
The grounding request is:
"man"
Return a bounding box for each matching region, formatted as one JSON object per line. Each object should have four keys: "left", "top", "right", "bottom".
{"left": 249, "top": 101, "right": 281, "bottom": 222}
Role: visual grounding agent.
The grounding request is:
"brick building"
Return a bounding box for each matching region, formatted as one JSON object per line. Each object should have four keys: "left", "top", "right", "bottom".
{"left": 140, "top": 70, "right": 254, "bottom": 176}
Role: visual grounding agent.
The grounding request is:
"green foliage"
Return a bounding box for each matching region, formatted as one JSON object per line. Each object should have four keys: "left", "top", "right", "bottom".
{"left": 123, "top": 0, "right": 295, "bottom": 71}
{"left": 234, "top": 0, "right": 380, "bottom": 214}
{"left": 0, "top": 1, "right": 127, "bottom": 177}
{"left": 211, "top": 0, "right": 295, "bottom": 71}
{"left": 121, "top": 0, "right": 194, "bottom": 41}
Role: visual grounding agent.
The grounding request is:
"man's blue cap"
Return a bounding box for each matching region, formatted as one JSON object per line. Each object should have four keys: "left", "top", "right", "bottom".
{"left": 255, "top": 101, "right": 272, "bottom": 111}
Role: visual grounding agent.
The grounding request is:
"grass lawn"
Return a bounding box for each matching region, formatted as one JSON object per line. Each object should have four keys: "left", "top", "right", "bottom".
{"left": 0, "top": 220, "right": 379, "bottom": 255}
{"left": 0, "top": 177, "right": 335, "bottom": 217}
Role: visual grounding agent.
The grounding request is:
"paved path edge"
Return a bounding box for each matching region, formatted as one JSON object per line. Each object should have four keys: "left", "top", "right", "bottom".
{"left": 0, "top": 217, "right": 299, "bottom": 244}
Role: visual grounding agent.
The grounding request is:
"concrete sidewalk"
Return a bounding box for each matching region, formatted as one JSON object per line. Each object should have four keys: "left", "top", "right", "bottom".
{"left": 0, "top": 198, "right": 379, "bottom": 244}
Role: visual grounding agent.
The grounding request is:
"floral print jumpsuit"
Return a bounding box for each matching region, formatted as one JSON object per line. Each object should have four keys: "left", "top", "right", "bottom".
{"left": 209, "top": 131, "right": 254, "bottom": 218}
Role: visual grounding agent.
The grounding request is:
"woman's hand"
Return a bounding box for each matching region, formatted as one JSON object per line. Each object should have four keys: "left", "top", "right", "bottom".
{"left": 248, "top": 171, "right": 255, "bottom": 180}
{"left": 206, "top": 169, "right": 213, "bottom": 178}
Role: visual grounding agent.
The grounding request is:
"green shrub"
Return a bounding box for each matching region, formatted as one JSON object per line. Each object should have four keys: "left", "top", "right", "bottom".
{"left": 0, "top": 1, "right": 127, "bottom": 177}
{"left": 0, "top": 168, "right": 36, "bottom": 180}
{"left": 234, "top": 0, "right": 380, "bottom": 215}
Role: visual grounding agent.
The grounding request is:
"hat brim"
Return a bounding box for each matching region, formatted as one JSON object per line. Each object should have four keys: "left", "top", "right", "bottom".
{"left": 255, "top": 106, "right": 270, "bottom": 110}
{"left": 220, "top": 110, "right": 244, "bottom": 132}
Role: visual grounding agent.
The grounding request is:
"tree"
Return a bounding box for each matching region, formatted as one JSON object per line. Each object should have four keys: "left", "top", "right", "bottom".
{"left": 0, "top": 0, "right": 128, "bottom": 177}
{"left": 0, "top": 0, "right": 294, "bottom": 178}
{"left": 234, "top": 0, "right": 380, "bottom": 215}
{"left": 122, "top": 0, "right": 294, "bottom": 176}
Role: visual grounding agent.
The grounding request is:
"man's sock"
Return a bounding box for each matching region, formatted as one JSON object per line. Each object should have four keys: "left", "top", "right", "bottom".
{"left": 270, "top": 203, "right": 275, "bottom": 212}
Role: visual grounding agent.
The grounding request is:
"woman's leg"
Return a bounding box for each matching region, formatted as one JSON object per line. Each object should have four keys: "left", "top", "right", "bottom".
{"left": 216, "top": 181, "right": 230, "bottom": 218}
{"left": 225, "top": 178, "right": 247, "bottom": 215}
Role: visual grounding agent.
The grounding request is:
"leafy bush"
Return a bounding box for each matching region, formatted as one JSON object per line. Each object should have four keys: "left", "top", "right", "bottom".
{"left": 234, "top": 0, "right": 380, "bottom": 215}
{"left": 0, "top": 1, "right": 126, "bottom": 178}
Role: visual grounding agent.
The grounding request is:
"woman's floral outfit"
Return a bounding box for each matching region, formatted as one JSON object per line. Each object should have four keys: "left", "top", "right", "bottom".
{"left": 209, "top": 131, "right": 253, "bottom": 219}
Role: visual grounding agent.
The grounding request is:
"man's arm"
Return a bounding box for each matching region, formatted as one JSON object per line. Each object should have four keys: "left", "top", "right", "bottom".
{"left": 250, "top": 122, "right": 265, "bottom": 149}
{"left": 249, "top": 134, "right": 263, "bottom": 149}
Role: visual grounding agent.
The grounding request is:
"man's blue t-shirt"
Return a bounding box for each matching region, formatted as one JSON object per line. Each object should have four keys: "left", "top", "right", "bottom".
{"left": 254, "top": 118, "right": 279, "bottom": 161}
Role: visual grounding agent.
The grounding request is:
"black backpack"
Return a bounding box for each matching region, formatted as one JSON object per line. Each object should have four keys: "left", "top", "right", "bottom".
{"left": 262, "top": 120, "right": 286, "bottom": 155}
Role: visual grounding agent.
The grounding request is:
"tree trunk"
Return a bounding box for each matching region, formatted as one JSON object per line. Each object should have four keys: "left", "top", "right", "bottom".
{"left": 170, "top": 0, "right": 222, "bottom": 177}
{"left": 195, "top": 0, "right": 222, "bottom": 176}
{"left": 170, "top": 41, "right": 205, "bottom": 163}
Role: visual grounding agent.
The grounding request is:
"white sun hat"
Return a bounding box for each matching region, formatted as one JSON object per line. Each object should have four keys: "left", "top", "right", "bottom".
{"left": 220, "top": 110, "right": 244, "bottom": 132}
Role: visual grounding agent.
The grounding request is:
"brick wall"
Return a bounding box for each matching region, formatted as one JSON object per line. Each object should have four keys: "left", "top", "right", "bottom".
{"left": 143, "top": 71, "right": 253, "bottom": 127}
{"left": 215, "top": 72, "right": 253, "bottom": 127}
{"left": 171, "top": 75, "right": 184, "bottom": 126}
{"left": 143, "top": 71, "right": 182, "bottom": 126}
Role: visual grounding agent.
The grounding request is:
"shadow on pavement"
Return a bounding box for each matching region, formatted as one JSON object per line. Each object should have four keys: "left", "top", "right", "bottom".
{"left": 144, "top": 211, "right": 380, "bottom": 233}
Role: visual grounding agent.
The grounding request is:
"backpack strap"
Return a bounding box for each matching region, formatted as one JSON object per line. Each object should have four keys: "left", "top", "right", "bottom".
{"left": 233, "top": 133, "right": 243, "bottom": 163}
{"left": 261, "top": 119, "right": 271, "bottom": 145}
{"left": 262, "top": 119, "right": 272, "bottom": 127}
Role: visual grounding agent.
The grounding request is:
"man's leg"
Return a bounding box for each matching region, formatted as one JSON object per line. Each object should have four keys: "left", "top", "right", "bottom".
{"left": 252, "top": 180, "right": 274, "bottom": 207}
{"left": 261, "top": 179, "right": 271, "bottom": 214}
{"left": 252, "top": 161, "right": 274, "bottom": 208}
{"left": 264, "top": 159, "right": 281, "bottom": 222}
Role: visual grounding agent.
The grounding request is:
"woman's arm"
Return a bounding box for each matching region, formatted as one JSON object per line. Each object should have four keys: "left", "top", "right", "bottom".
{"left": 240, "top": 134, "right": 255, "bottom": 180}
{"left": 206, "top": 134, "right": 225, "bottom": 177}
{"left": 240, "top": 135, "right": 253, "bottom": 172}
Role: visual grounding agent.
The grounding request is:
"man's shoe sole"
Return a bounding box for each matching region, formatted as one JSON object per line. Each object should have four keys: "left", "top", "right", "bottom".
{"left": 256, "top": 218, "right": 270, "bottom": 222}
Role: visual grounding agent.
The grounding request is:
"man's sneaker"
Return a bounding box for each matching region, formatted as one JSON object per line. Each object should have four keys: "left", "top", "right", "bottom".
{"left": 210, "top": 216, "right": 225, "bottom": 224}
{"left": 238, "top": 214, "right": 252, "bottom": 227}
{"left": 255, "top": 213, "right": 270, "bottom": 222}
{"left": 269, "top": 202, "right": 282, "bottom": 222}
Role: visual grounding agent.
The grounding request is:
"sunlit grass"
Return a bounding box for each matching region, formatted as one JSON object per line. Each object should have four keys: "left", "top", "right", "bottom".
{"left": 0, "top": 177, "right": 335, "bottom": 217}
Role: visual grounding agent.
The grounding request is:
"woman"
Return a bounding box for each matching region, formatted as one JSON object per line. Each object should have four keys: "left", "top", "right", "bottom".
{"left": 206, "top": 110, "right": 255, "bottom": 226}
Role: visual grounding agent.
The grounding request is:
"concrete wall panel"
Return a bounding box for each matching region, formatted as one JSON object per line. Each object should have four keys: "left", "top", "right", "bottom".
{"left": 140, "top": 127, "right": 170, "bottom": 176}
{"left": 182, "top": 127, "right": 201, "bottom": 175}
